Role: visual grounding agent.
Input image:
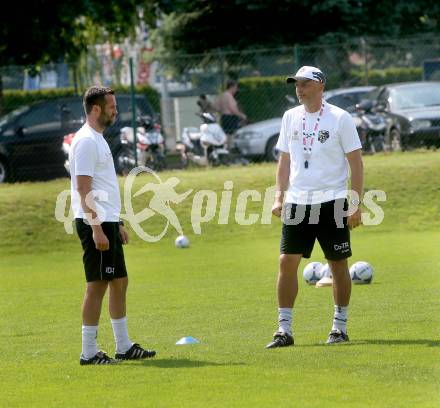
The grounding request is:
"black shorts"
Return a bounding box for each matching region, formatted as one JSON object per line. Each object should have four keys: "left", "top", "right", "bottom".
{"left": 280, "top": 199, "right": 352, "bottom": 261}
{"left": 220, "top": 114, "right": 240, "bottom": 134}
{"left": 75, "top": 219, "right": 128, "bottom": 282}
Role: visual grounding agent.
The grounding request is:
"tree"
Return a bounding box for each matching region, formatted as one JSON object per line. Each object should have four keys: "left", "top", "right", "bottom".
{"left": 146, "top": 0, "right": 440, "bottom": 56}
{"left": 0, "top": 0, "right": 153, "bottom": 113}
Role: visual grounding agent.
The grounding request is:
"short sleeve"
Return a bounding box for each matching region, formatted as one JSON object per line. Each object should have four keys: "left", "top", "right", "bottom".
{"left": 73, "top": 138, "right": 97, "bottom": 177}
{"left": 338, "top": 112, "right": 362, "bottom": 153}
{"left": 276, "top": 112, "right": 289, "bottom": 153}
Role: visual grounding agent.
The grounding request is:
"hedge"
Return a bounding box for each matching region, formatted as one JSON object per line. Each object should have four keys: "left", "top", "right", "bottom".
{"left": 237, "top": 67, "right": 423, "bottom": 122}
{"left": 1, "top": 66, "right": 423, "bottom": 124}
{"left": 1, "top": 85, "right": 160, "bottom": 116}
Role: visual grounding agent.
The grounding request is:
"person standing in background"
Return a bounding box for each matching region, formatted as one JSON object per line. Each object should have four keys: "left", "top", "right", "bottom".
{"left": 215, "top": 79, "right": 247, "bottom": 147}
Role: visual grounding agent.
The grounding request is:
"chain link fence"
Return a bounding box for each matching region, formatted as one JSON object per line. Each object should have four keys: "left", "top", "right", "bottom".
{"left": 1, "top": 35, "right": 440, "bottom": 182}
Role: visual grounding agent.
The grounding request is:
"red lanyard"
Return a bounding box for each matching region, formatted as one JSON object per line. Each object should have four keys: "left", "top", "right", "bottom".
{"left": 302, "top": 103, "right": 324, "bottom": 169}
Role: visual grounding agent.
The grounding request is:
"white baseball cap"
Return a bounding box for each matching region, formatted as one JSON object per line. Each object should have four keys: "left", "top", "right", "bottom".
{"left": 286, "top": 66, "right": 325, "bottom": 83}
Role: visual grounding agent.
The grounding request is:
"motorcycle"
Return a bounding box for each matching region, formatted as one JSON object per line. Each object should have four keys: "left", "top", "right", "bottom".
{"left": 117, "top": 116, "right": 166, "bottom": 174}
{"left": 351, "top": 100, "right": 386, "bottom": 153}
{"left": 62, "top": 132, "right": 75, "bottom": 174}
{"left": 177, "top": 112, "right": 231, "bottom": 167}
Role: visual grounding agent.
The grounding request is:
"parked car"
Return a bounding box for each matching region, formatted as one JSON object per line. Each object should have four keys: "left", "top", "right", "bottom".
{"left": 0, "top": 94, "right": 157, "bottom": 183}
{"left": 323, "top": 86, "right": 375, "bottom": 111}
{"left": 234, "top": 86, "right": 375, "bottom": 162}
{"left": 234, "top": 118, "right": 282, "bottom": 161}
{"left": 360, "top": 81, "right": 440, "bottom": 149}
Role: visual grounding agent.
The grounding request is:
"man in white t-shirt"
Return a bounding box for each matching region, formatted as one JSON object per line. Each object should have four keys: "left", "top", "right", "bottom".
{"left": 70, "top": 86, "right": 156, "bottom": 364}
{"left": 266, "top": 66, "right": 364, "bottom": 348}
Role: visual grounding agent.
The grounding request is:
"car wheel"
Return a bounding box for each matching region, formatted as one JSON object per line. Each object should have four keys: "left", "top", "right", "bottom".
{"left": 0, "top": 158, "right": 8, "bottom": 183}
{"left": 265, "top": 135, "right": 279, "bottom": 162}
{"left": 373, "top": 135, "right": 386, "bottom": 153}
{"left": 390, "top": 128, "right": 402, "bottom": 151}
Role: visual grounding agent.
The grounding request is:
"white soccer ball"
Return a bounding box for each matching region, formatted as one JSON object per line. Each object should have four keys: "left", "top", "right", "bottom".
{"left": 315, "top": 263, "right": 333, "bottom": 287}
{"left": 303, "top": 262, "right": 324, "bottom": 284}
{"left": 320, "top": 263, "right": 333, "bottom": 278}
{"left": 175, "top": 235, "right": 190, "bottom": 248}
{"left": 349, "top": 261, "right": 373, "bottom": 284}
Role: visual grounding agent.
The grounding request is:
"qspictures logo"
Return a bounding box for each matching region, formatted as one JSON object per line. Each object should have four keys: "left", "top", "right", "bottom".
{"left": 55, "top": 166, "right": 386, "bottom": 242}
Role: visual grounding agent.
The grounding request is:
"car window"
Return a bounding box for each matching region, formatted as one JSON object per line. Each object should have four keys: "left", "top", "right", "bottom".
{"left": 0, "top": 106, "right": 29, "bottom": 130}
{"left": 326, "top": 91, "right": 372, "bottom": 110}
{"left": 352, "top": 92, "right": 371, "bottom": 104}
{"left": 390, "top": 84, "right": 440, "bottom": 110}
{"left": 327, "top": 94, "right": 356, "bottom": 109}
{"left": 59, "top": 100, "right": 85, "bottom": 128}
{"left": 377, "top": 89, "right": 389, "bottom": 103}
{"left": 61, "top": 100, "right": 84, "bottom": 119}
{"left": 365, "top": 87, "right": 381, "bottom": 101}
{"left": 17, "top": 103, "right": 60, "bottom": 132}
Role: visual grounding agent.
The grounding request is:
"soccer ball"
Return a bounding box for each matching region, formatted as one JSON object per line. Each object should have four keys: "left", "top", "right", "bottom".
{"left": 175, "top": 235, "right": 190, "bottom": 248}
{"left": 320, "top": 263, "right": 332, "bottom": 278}
{"left": 349, "top": 261, "right": 373, "bottom": 284}
{"left": 315, "top": 263, "right": 333, "bottom": 287}
{"left": 303, "top": 262, "right": 324, "bottom": 284}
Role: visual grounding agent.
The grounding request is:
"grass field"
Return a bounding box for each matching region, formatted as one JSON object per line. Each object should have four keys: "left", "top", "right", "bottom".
{"left": 1, "top": 151, "right": 439, "bottom": 407}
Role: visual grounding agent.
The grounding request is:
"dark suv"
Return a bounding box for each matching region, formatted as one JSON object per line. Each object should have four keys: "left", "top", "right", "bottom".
{"left": 0, "top": 94, "right": 156, "bottom": 183}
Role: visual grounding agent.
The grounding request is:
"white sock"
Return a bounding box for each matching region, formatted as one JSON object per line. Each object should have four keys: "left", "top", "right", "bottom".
{"left": 111, "top": 316, "right": 133, "bottom": 353}
{"left": 81, "top": 325, "right": 99, "bottom": 359}
{"left": 278, "top": 308, "right": 293, "bottom": 335}
{"left": 332, "top": 305, "right": 348, "bottom": 333}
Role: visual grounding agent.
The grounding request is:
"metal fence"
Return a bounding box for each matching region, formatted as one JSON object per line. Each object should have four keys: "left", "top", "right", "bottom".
{"left": 1, "top": 35, "right": 440, "bottom": 183}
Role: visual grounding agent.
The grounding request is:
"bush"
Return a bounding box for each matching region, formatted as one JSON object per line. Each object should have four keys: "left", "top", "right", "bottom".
{"left": 238, "top": 67, "right": 424, "bottom": 122}
{"left": 1, "top": 85, "right": 160, "bottom": 115}
{"left": 2, "top": 88, "right": 77, "bottom": 114}
{"left": 237, "top": 76, "right": 291, "bottom": 123}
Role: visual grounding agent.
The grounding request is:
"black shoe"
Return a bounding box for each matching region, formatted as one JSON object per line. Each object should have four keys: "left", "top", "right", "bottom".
{"left": 115, "top": 343, "right": 156, "bottom": 360}
{"left": 80, "top": 351, "right": 119, "bottom": 365}
{"left": 265, "top": 331, "right": 294, "bottom": 349}
{"left": 326, "top": 329, "right": 349, "bottom": 344}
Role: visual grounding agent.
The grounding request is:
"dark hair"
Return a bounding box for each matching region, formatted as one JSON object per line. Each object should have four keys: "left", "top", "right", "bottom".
{"left": 83, "top": 86, "right": 115, "bottom": 114}
{"left": 226, "top": 79, "right": 237, "bottom": 89}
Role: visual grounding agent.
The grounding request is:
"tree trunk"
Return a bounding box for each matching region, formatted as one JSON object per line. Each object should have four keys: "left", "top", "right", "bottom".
{"left": 73, "top": 64, "right": 79, "bottom": 95}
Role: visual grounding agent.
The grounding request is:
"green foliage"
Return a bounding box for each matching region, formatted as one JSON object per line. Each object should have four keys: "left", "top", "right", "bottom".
{"left": 237, "top": 77, "right": 291, "bottom": 122}
{"left": 0, "top": 1, "right": 148, "bottom": 67}
{"left": 149, "top": 0, "right": 440, "bottom": 57}
{"left": 238, "top": 67, "right": 423, "bottom": 122}
{"left": 2, "top": 85, "right": 161, "bottom": 115}
{"left": 351, "top": 67, "right": 423, "bottom": 86}
{"left": 0, "top": 1, "right": 157, "bottom": 115}
{"left": 2, "top": 89, "right": 79, "bottom": 114}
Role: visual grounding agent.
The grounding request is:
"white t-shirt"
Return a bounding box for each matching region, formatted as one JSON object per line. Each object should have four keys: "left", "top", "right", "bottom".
{"left": 276, "top": 103, "right": 361, "bottom": 204}
{"left": 70, "top": 123, "right": 121, "bottom": 222}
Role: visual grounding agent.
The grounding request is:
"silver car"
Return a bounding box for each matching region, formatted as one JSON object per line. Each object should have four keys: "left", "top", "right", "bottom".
{"left": 234, "top": 118, "right": 282, "bottom": 161}
{"left": 234, "top": 86, "right": 375, "bottom": 161}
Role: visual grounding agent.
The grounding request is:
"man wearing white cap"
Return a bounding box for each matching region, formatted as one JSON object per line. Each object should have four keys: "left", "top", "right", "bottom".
{"left": 266, "top": 66, "right": 364, "bottom": 348}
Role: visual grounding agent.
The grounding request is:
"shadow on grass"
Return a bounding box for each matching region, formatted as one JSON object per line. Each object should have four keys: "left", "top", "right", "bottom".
{"left": 129, "top": 358, "right": 246, "bottom": 368}
{"left": 300, "top": 339, "right": 440, "bottom": 348}
{"left": 354, "top": 339, "right": 440, "bottom": 347}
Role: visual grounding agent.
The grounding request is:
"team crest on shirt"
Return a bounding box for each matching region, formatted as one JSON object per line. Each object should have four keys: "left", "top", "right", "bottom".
{"left": 318, "top": 130, "right": 330, "bottom": 143}
{"left": 292, "top": 130, "right": 299, "bottom": 140}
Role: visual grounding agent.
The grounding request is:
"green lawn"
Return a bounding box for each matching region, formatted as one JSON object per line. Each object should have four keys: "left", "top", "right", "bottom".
{"left": 1, "top": 151, "right": 439, "bottom": 407}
